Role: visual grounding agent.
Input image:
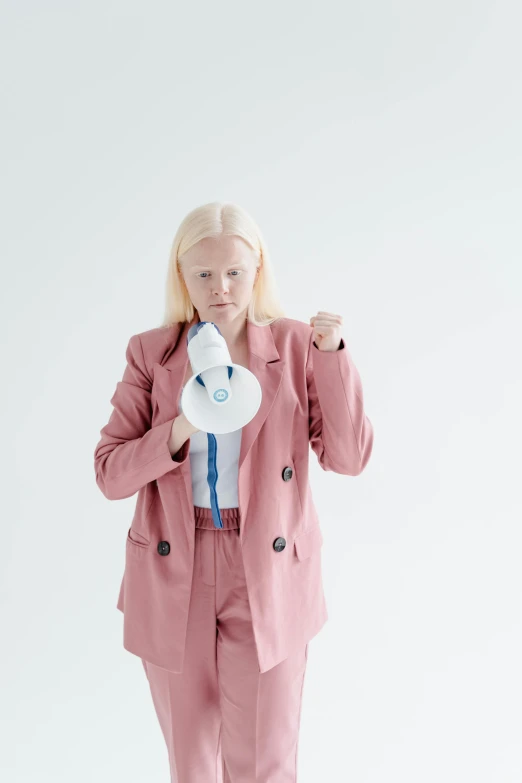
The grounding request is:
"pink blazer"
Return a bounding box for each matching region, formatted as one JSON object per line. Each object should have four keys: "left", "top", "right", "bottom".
{"left": 94, "top": 313, "right": 374, "bottom": 673}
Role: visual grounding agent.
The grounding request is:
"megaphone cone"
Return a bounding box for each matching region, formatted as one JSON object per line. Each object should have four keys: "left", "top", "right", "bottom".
{"left": 180, "top": 321, "right": 262, "bottom": 434}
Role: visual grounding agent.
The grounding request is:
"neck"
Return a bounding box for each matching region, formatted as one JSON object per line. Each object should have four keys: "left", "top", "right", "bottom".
{"left": 195, "top": 310, "right": 247, "bottom": 347}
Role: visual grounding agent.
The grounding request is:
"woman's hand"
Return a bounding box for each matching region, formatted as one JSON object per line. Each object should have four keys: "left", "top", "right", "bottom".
{"left": 168, "top": 412, "right": 200, "bottom": 458}
{"left": 179, "top": 410, "right": 200, "bottom": 435}
{"left": 309, "top": 311, "right": 344, "bottom": 351}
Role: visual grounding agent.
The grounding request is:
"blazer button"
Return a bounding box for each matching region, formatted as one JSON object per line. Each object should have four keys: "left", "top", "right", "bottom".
{"left": 273, "top": 536, "right": 286, "bottom": 552}
{"left": 282, "top": 466, "right": 293, "bottom": 481}
{"left": 157, "top": 541, "right": 170, "bottom": 556}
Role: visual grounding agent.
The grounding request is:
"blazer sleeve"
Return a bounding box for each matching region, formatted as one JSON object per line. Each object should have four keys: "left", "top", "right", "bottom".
{"left": 306, "top": 329, "right": 374, "bottom": 475}
{"left": 94, "top": 333, "right": 190, "bottom": 500}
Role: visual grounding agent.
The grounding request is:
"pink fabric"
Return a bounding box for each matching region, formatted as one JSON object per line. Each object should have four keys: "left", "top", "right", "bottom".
{"left": 94, "top": 314, "right": 374, "bottom": 673}
{"left": 142, "top": 504, "right": 308, "bottom": 782}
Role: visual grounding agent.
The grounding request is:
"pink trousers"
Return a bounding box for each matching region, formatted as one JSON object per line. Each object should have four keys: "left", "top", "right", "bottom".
{"left": 141, "top": 505, "right": 309, "bottom": 783}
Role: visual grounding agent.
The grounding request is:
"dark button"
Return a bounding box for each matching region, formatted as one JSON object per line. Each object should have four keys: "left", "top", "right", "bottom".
{"left": 282, "top": 466, "right": 293, "bottom": 481}
{"left": 157, "top": 540, "right": 170, "bottom": 556}
{"left": 273, "top": 536, "right": 286, "bottom": 552}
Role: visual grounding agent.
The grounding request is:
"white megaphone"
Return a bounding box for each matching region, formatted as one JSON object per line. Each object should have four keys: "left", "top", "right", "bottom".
{"left": 180, "top": 321, "right": 262, "bottom": 434}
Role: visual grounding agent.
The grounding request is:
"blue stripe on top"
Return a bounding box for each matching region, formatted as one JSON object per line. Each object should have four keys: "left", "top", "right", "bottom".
{"left": 207, "top": 432, "right": 224, "bottom": 528}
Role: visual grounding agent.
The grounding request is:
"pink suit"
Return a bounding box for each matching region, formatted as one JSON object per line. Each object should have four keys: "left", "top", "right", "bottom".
{"left": 94, "top": 313, "right": 374, "bottom": 781}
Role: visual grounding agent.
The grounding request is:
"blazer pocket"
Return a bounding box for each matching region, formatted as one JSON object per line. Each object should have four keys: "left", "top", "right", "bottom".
{"left": 294, "top": 525, "right": 323, "bottom": 561}
{"left": 127, "top": 527, "right": 151, "bottom": 548}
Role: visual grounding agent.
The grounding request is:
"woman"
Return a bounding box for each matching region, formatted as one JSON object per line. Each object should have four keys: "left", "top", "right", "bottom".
{"left": 94, "top": 201, "right": 374, "bottom": 782}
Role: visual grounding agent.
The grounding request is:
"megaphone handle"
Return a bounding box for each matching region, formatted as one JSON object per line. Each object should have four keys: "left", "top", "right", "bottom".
{"left": 207, "top": 433, "right": 224, "bottom": 529}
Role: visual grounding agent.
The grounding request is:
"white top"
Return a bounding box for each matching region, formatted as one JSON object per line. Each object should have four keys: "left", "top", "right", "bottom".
{"left": 177, "top": 399, "right": 241, "bottom": 509}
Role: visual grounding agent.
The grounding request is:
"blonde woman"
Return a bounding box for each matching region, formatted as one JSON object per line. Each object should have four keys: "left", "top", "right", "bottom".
{"left": 94, "top": 201, "right": 374, "bottom": 782}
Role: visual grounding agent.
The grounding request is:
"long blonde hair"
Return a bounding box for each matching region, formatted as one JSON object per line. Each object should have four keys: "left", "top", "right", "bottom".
{"left": 161, "top": 202, "right": 286, "bottom": 327}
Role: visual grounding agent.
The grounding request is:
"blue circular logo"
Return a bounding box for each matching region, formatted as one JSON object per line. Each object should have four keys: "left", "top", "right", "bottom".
{"left": 213, "top": 389, "right": 229, "bottom": 402}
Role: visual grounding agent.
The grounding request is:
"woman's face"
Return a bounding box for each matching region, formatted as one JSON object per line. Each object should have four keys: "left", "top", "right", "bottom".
{"left": 179, "top": 235, "right": 259, "bottom": 326}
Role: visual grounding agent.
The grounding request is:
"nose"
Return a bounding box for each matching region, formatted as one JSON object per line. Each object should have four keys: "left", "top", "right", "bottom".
{"left": 212, "top": 276, "right": 230, "bottom": 295}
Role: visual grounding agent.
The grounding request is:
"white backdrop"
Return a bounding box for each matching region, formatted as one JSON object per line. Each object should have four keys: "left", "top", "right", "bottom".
{"left": 1, "top": 1, "right": 521, "bottom": 781}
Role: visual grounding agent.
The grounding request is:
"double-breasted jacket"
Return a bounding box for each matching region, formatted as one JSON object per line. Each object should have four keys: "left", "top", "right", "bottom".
{"left": 94, "top": 313, "right": 374, "bottom": 673}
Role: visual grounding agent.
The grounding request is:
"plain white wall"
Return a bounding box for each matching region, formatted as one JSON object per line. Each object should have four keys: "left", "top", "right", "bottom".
{"left": 1, "top": 1, "right": 520, "bottom": 781}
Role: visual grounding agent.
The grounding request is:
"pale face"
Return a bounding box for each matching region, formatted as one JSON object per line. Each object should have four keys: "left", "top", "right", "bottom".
{"left": 179, "top": 235, "right": 259, "bottom": 326}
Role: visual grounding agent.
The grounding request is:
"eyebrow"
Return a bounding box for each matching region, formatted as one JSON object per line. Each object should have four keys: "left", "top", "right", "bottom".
{"left": 192, "top": 262, "right": 247, "bottom": 270}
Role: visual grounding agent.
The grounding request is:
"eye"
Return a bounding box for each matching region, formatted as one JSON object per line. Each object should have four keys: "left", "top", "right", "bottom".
{"left": 198, "top": 270, "right": 241, "bottom": 278}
